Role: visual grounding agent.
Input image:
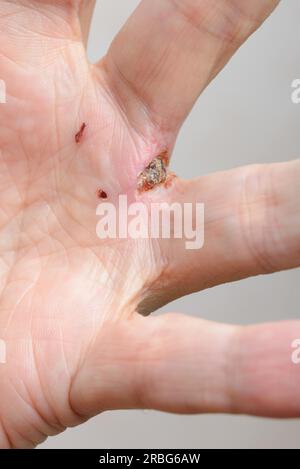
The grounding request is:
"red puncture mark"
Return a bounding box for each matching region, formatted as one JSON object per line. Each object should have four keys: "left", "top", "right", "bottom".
{"left": 75, "top": 122, "right": 86, "bottom": 143}
{"left": 97, "top": 189, "right": 108, "bottom": 199}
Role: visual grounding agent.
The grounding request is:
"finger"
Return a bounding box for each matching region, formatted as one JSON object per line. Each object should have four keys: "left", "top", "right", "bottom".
{"left": 137, "top": 159, "right": 300, "bottom": 313}
{"left": 103, "top": 0, "right": 279, "bottom": 129}
{"left": 70, "top": 314, "right": 300, "bottom": 418}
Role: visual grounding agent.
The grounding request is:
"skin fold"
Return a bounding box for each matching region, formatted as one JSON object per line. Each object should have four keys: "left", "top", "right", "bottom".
{"left": 0, "top": 0, "right": 299, "bottom": 448}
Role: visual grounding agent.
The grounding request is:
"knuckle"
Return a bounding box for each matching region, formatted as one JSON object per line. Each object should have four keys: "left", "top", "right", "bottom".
{"left": 239, "top": 164, "right": 282, "bottom": 274}
{"left": 169, "top": 0, "right": 260, "bottom": 45}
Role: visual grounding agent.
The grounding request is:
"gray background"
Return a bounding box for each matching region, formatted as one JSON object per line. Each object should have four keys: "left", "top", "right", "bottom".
{"left": 41, "top": 0, "right": 300, "bottom": 449}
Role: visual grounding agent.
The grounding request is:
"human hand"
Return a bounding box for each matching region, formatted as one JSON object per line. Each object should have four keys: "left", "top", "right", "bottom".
{"left": 0, "top": 0, "right": 299, "bottom": 448}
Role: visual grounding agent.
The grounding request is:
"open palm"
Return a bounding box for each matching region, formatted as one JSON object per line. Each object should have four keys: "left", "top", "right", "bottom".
{"left": 0, "top": 0, "right": 299, "bottom": 448}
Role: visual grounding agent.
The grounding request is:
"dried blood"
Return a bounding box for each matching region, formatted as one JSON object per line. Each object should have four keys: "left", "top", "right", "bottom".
{"left": 75, "top": 123, "right": 86, "bottom": 143}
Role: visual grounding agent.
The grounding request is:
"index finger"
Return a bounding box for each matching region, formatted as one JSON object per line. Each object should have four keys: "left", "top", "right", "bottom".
{"left": 103, "top": 0, "right": 280, "bottom": 130}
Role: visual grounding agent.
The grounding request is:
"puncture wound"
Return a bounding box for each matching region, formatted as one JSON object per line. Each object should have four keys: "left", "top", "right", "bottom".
{"left": 137, "top": 152, "right": 170, "bottom": 192}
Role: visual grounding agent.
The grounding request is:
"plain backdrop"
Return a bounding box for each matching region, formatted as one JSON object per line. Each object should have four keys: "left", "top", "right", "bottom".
{"left": 41, "top": 0, "right": 300, "bottom": 449}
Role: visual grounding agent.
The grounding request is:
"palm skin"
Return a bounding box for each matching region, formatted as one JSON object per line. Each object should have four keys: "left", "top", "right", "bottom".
{"left": 0, "top": 0, "right": 300, "bottom": 448}
{"left": 0, "top": 4, "right": 168, "bottom": 446}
